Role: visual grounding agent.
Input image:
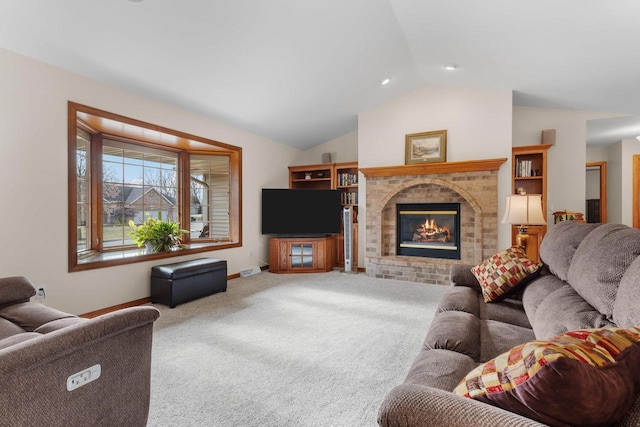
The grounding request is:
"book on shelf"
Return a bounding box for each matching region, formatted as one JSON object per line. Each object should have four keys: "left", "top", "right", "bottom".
{"left": 341, "top": 191, "right": 359, "bottom": 205}
{"left": 338, "top": 172, "right": 358, "bottom": 186}
{"left": 515, "top": 159, "right": 533, "bottom": 177}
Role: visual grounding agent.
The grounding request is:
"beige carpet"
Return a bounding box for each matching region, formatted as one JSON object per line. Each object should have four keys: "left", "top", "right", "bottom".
{"left": 146, "top": 270, "right": 448, "bottom": 427}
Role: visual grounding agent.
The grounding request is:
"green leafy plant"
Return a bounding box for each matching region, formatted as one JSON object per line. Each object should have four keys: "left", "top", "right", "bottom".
{"left": 128, "top": 215, "right": 188, "bottom": 253}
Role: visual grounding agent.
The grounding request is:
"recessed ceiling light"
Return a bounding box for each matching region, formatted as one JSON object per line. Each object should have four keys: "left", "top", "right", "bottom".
{"left": 381, "top": 78, "right": 391, "bottom": 85}
{"left": 444, "top": 64, "right": 457, "bottom": 71}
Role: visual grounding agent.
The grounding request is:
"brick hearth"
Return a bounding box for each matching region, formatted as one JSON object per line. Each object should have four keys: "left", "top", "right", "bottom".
{"left": 360, "top": 158, "right": 507, "bottom": 286}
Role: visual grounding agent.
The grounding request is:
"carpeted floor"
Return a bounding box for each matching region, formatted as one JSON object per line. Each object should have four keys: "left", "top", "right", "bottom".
{"left": 146, "top": 270, "right": 448, "bottom": 427}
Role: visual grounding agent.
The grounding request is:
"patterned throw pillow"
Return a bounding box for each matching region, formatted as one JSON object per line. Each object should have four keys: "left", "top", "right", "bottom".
{"left": 453, "top": 327, "right": 640, "bottom": 426}
{"left": 471, "top": 246, "right": 542, "bottom": 302}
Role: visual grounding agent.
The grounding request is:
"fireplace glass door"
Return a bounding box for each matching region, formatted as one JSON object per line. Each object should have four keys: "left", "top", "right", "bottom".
{"left": 396, "top": 203, "right": 461, "bottom": 260}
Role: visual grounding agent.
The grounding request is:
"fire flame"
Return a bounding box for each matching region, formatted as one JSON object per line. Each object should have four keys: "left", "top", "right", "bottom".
{"left": 412, "top": 217, "right": 450, "bottom": 242}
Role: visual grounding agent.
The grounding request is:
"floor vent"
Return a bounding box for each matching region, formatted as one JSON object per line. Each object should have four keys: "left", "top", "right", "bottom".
{"left": 240, "top": 266, "right": 262, "bottom": 277}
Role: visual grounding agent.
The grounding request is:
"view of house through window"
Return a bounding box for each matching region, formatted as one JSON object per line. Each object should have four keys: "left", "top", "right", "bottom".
{"left": 69, "top": 102, "right": 242, "bottom": 271}
{"left": 102, "top": 140, "right": 179, "bottom": 248}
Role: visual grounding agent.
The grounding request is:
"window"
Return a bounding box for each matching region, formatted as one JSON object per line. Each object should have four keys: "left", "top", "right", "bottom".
{"left": 68, "top": 102, "right": 242, "bottom": 271}
{"left": 76, "top": 129, "right": 91, "bottom": 253}
{"left": 190, "top": 155, "right": 231, "bottom": 241}
{"left": 102, "top": 140, "right": 179, "bottom": 249}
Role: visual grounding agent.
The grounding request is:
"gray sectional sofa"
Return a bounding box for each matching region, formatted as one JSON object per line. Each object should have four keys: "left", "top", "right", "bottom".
{"left": 378, "top": 221, "right": 640, "bottom": 426}
{"left": 0, "top": 276, "right": 160, "bottom": 426}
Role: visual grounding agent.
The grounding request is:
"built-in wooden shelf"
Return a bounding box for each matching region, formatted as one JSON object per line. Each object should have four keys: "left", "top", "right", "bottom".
{"left": 511, "top": 144, "right": 552, "bottom": 262}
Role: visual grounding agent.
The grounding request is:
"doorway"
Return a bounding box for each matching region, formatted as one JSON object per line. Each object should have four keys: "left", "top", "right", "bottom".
{"left": 586, "top": 161, "right": 607, "bottom": 223}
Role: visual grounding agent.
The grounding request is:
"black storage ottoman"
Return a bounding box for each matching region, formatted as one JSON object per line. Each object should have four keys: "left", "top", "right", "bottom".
{"left": 151, "top": 258, "right": 227, "bottom": 308}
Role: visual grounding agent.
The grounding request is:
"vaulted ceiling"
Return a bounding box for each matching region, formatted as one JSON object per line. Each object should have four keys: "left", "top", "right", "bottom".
{"left": 1, "top": 0, "right": 640, "bottom": 149}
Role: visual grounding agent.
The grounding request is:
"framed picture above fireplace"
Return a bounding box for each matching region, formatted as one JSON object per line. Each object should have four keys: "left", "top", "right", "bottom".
{"left": 405, "top": 130, "right": 447, "bottom": 165}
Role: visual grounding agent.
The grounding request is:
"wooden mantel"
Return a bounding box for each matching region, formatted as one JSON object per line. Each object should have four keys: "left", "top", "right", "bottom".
{"left": 359, "top": 158, "right": 507, "bottom": 178}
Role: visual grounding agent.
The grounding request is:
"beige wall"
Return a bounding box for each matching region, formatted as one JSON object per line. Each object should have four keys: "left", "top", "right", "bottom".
{"left": 358, "top": 85, "right": 514, "bottom": 259}
{"left": 586, "top": 141, "right": 640, "bottom": 225}
{"left": 608, "top": 142, "right": 623, "bottom": 224}
{"left": 0, "top": 47, "right": 300, "bottom": 314}
{"left": 299, "top": 130, "right": 358, "bottom": 165}
{"left": 611, "top": 139, "right": 640, "bottom": 225}
{"left": 587, "top": 144, "right": 626, "bottom": 224}
{"left": 586, "top": 146, "right": 608, "bottom": 162}
{"left": 512, "top": 107, "right": 620, "bottom": 223}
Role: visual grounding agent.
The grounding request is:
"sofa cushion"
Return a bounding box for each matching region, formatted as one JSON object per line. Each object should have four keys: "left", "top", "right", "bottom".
{"left": 521, "top": 269, "right": 567, "bottom": 322}
{"left": 480, "top": 298, "right": 531, "bottom": 330}
{"left": 453, "top": 327, "right": 640, "bottom": 427}
{"left": 479, "top": 320, "right": 535, "bottom": 362}
{"left": 0, "top": 302, "right": 77, "bottom": 332}
{"left": 471, "top": 246, "right": 542, "bottom": 303}
{"left": 0, "top": 318, "right": 27, "bottom": 340}
{"left": 567, "top": 223, "right": 640, "bottom": 320}
{"left": 538, "top": 221, "right": 600, "bottom": 282}
{"left": 532, "top": 285, "right": 613, "bottom": 339}
{"left": 33, "top": 317, "right": 87, "bottom": 334}
{"left": 439, "top": 285, "right": 531, "bottom": 329}
{"left": 0, "top": 276, "right": 36, "bottom": 305}
{"left": 614, "top": 255, "right": 640, "bottom": 328}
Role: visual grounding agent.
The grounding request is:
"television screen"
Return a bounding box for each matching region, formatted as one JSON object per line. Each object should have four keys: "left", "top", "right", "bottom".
{"left": 262, "top": 188, "right": 342, "bottom": 235}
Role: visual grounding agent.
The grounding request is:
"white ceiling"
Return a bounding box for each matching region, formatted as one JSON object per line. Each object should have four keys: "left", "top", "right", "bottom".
{"left": 1, "top": 0, "right": 640, "bottom": 149}
{"left": 587, "top": 116, "right": 640, "bottom": 147}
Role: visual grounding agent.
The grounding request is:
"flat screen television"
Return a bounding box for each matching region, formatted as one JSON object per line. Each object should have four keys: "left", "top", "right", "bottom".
{"left": 261, "top": 188, "right": 341, "bottom": 235}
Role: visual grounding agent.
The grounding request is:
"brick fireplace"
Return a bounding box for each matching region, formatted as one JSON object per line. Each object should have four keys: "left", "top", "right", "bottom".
{"left": 360, "top": 158, "right": 507, "bottom": 286}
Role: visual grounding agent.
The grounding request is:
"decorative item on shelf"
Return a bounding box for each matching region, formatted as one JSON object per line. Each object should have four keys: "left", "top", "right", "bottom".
{"left": 516, "top": 187, "right": 526, "bottom": 195}
{"left": 405, "top": 129, "right": 447, "bottom": 164}
{"left": 304, "top": 172, "right": 312, "bottom": 180}
{"left": 502, "top": 194, "right": 547, "bottom": 251}
{"left": 128, "top": 214, "right": 188, "bottom": 253}
{"left": 553, "top": 210, "right": 585, "bottom": 224}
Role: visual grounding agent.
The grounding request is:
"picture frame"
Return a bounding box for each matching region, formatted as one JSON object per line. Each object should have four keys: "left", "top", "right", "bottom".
{"left": 405, "top": 130, "right": 447, "bottom": 165}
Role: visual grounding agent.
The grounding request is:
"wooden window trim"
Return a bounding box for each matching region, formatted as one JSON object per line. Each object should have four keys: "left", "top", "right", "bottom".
{"left": 68, "top": 102, "right": 242, "bottom": 272}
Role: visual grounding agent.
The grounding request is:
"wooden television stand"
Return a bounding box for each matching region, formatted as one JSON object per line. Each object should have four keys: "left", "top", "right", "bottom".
{"left": 268, "top": 235, "right": 335, "bottom": 273}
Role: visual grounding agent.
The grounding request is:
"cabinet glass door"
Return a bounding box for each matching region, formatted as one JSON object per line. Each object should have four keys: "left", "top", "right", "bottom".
{"left": 290, "top": 243, "right": 313, "bottom": 268}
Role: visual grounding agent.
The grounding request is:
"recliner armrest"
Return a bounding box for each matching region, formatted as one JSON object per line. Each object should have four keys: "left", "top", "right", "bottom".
{"left": 378, "top": 384, "right": 547, "bottom": 427}
{"left": 449, "top": 263, "right": 481, "bottom": 291}
{"left": 0, "top": 306, "right": 160, "bottom": 427}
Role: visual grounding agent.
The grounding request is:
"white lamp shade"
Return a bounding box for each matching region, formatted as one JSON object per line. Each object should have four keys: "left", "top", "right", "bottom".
{"left": 501, "top": 194, "right": 547, "bottom": 225}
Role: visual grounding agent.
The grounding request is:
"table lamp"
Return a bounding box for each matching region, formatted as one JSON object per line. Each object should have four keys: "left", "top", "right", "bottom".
{"left": 501, "top": 194, "right": 547, "bottom": 250}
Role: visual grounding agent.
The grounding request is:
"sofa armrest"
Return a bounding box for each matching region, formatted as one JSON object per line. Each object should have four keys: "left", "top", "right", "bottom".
{"left": 0, "top": 306, "right": 159, "bottom": 427}
{"left": 449, "top": 263, "right": 481, "bottom": 291}
{"left": 378, "top": 384, "right": 547, "bottom": 427}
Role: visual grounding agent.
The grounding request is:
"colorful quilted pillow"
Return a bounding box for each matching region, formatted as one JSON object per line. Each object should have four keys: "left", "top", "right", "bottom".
{"left": 453, "top": 327, "right": 640, "bottom": 426}
{"left": 471, "top": 246, "right": 542, "bottom": 302}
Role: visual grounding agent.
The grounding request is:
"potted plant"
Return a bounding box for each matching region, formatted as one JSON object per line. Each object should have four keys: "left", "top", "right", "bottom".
{"left": 128, "top": 215, "right": 188, "bottom": 253}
